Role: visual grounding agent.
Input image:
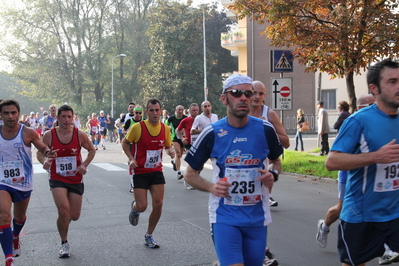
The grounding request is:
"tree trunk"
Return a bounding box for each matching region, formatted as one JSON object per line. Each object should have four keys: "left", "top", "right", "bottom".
{"left": 94, "top": 82, "right": 102, "bottom": 102}
{"left": 345, "top": 71, "right": 357, "bottom": 113}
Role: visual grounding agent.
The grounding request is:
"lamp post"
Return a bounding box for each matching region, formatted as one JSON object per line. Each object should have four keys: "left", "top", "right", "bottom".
{"left": 111, "top": 54, "right": 126, "bottom": 117}
{"left": 200, "top": 3, "right": 207, "bottom": 101}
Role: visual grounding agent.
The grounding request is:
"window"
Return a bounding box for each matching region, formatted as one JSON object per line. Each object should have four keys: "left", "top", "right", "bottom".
{"left": 321, "top": 89, "right": 336, "bottom": 110}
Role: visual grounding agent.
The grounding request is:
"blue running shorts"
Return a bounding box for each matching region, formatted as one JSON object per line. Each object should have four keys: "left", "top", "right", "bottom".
{"left": 211, "top": 223, "right": 267, "bottom": 266}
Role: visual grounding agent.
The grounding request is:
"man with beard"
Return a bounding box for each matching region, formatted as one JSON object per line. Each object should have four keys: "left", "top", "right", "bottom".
{"left": 191, "top": 101, "right": 218, "bottom": 136}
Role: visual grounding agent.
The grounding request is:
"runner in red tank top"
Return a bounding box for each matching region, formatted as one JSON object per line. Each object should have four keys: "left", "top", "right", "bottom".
{"left": 38, "top": 105, "right": 96, "bottom": 258}
{"left": 122, "top": 98, "right": 175, "bottom": 249}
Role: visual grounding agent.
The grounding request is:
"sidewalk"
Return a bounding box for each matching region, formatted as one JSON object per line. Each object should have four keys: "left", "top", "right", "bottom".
{"left": 287, "top": 133, "right": 336, "bottom": 153}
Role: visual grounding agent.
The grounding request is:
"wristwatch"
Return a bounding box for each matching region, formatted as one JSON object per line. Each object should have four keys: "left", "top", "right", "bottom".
{"left": 269, "top": 169, "right": 279, "bottom": 182}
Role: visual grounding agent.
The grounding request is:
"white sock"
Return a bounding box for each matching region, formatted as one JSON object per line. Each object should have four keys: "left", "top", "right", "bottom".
{"left": 322, "top": 223, "right": 330, "bottom": 232}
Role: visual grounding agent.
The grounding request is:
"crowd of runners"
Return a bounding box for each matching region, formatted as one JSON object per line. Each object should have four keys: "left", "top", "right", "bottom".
{"left": 1, "top": 59, "right": 399, "bottom": 266}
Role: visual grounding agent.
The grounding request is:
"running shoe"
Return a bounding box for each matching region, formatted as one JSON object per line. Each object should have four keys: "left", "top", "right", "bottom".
{"left": 103, "top": 146, "right": 106, "bottom": 150}
{"left": 12, "top": 237, "right": 21, "bottom": 257}
{"left": 379, "top": 250, "right": 399, "bottom": 265}
{"left": 171, "top": 160, "right": 177, "bottom": 171}
{"left": 316, "top": 219, "right": 329, "bottom": 248}
{"left": 184, "top": 181, "right": 195, "bottom": 190}
{"left": 145, "top": 234, "right": 160, "bottom": 248}
{"left": 177, "top": 172, "right": 183, "bottom": 180}
{"left": 5, "top": 258, "right": 14, "bottom": 266}
{"left": 59, "top": 242, "right": 70, "bottom": 258}
{"left": 264, "top": 249, "right": 279, "bottom": 266}
{"left": 129, "top": 200, "right": 140, "bottom": 226}
{"left": 269, "top": 197, "right": 278, "bottom": 207}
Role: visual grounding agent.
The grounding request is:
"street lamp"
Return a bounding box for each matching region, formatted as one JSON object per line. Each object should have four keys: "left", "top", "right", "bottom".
{"left": 200, "top": 3, "right": 207, "bottom": 101}
{"left": 111, "top": 54, "right": 126, "bottom": 117}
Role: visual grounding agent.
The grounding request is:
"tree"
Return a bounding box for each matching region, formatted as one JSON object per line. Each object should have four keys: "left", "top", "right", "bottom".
{"left": 140, "top": 0, "right": 236, "bottom": 114}
{"left": 0, "top": 0, "right": 154, "bottom": 114}
{"left": 232, "top": 0, "right": 399, "bottom": 112}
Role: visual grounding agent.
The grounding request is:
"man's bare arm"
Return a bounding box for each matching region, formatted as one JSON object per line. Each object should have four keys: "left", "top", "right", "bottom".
{"left": 326, "top": 139, "right": 399, "bottom": 171}
{"left": 269, "top": 109, "right": 290, "bottom": 149}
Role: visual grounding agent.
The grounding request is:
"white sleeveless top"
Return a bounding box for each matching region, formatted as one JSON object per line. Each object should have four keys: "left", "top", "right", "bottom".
{"left": 261, "top": 105, "right": 270, "bottom": 122}
{"left": 0, "top": 125, "right": 33, "bottom": 191}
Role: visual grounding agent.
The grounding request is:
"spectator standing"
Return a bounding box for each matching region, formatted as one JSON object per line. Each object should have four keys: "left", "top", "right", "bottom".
{"left": 317, "top": 101, "right": 330, "bottom": 156}
{"left": 107, "top": 114, "right": 116, "bottom": 143}
{"left": 295, "top": 109, "right": 305, "bottom": 151}
{"left": 333, "top": 101, "right": 351, "bottom": 134}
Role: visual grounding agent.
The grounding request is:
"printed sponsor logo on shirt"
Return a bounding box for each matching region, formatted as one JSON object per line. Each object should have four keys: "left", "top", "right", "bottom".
{"left": 14, "top": 143, "right": 24, "bottom": 149}
{"left": 217, "top": 128, "right": 228, "bottom": 138}
{"left": 71, "top": 148, "right": 78, "bottom": 155}
{"left": 233, "top": 137, "right": 247, "bottom": 143}
{"left": 225, "top": 150, "right": 260, "bottom": 166}
{"left": 375, "top": 182, "right": 384, "bottom": 190}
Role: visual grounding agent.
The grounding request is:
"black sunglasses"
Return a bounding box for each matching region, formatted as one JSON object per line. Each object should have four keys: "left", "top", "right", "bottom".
{"left": 225, "top": 89, "right": 255, "bottom": 98}
{"left": 135, "top": 112, "right": 142, "bottom": 114}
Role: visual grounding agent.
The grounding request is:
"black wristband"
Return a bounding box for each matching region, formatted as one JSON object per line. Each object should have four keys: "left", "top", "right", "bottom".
{"left": 44, "top": 150, "right": 50, "bottom": 157}
{"left": 269, "top": 169, "right": 279, "bottom": 182}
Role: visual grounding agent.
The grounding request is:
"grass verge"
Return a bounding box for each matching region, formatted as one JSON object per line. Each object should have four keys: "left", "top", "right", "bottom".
{"left": 281, "top": 150, "right": 338, "bottom": 179}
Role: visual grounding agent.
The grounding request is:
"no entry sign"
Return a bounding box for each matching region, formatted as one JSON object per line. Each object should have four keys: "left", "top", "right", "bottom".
{"left": 270, "top": 78, "right": 292, "bottom": 110}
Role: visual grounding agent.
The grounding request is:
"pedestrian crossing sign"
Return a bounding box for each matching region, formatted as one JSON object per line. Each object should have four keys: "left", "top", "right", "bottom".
{"left": 271, "top": 50, "right": 293, "bottom": 72}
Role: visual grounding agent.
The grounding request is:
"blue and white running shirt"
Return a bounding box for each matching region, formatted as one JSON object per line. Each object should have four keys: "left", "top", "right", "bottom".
{"left": 331, "top": 104, "right": 399, "bottom": 223}
{"left": 185, "top": 116, "right": 283, "bottom": 227}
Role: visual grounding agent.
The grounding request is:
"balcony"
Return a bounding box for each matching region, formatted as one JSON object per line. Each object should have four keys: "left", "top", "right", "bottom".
{"left": 220, "top": 0, "right": 235, "bottom": 8}
{"left": 220, "top": 29, "right": 246, "bottom": 49}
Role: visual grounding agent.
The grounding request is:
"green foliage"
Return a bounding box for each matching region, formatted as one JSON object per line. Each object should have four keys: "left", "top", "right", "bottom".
{"left": 0, "top": 72, "right": 52, "bottom": 114}
{"left": 282, "top": 150, "right": 338, "bottom": 179}
{"left": 231, "top": 0, "right": 399, "bottom": 112}
{"left": 0, "top": 0, "right": 236, "bottom": 115}
{"left": 139, "top": 1, "right": 237, "bottom": 113}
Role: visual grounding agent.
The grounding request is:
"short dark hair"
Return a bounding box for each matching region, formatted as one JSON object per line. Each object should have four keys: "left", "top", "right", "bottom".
{"left": 338, "top": 101, "right": 349, "bottom": 112}
{"left": 57, "top": 104, "right": 74, "bottom": 116}
{"left": 0, "top": 99, "right": 20, "bottom": 113}
{"left": 189, "top": 103, "right": 199, "bottom": 110}
{"left": 145, "top": 98, "right": 162, "bottom": 109}
{"left": 128, "top": 102, "right": 135, "bottom": 106}
{"left": 367, "top": 59, "right": 399, "bottom": 90}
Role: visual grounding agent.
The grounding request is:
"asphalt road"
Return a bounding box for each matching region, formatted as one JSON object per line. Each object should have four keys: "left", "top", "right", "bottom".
{"left": 13, "top": 135, "right": 380, "bottom": 266}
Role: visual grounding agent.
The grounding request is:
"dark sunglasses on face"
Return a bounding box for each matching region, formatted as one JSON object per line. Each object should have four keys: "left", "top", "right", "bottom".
{"left": 225, "top": 89, "right": 255, "bottom": 98}
{"left": 135, "top": 112, "right": 142, "bottom": 114}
